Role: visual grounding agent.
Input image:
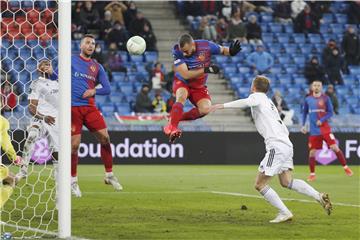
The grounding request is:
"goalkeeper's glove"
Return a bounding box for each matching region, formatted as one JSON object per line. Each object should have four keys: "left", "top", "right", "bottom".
{"left": 229, "top": 40, "right": 242, "bottom": 56}
{"left": 204, "top": 65, "right": 220, "bottom": 74}
{"left": 14, "top": 156, "right": 23, "bottom": 166}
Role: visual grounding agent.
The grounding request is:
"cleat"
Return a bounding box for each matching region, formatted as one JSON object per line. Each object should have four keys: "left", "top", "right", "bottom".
{"left": 169, "top": 128, "right": 182, "bottom": 143}
{"left": 307, "top": 174, "right": 316, "bottom": 182}
{"left": 318, "top": 193, "right": 332, "bottom": 215}
{"left": 71, "top": 181, "right": 82, "bottom": 198}
{"left": 269, "top": 212, "right": 293, "bottom": 223}
{"left": 15, "top": 168, "right": 28, "bottom": 183}
{"left": 104, "top": 175, "right": 123, "bottom": 191}
{"left": 344, "top": 167, "right": 353, "bottom": 176}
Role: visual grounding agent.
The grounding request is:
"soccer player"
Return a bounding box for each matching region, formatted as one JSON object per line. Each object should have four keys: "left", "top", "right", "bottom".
{"left": 211, "top": 76, "right": 332, "bottom": 223}
{"left": 71, "top": 34, "right": 122, "bottom": 197}
{"left": 301, "top": 80, "right": 353, "bottom": 181}
{"left": 15, "top": 59, "right": 59, "bottom": 182}
{"left": 164, "top": 34, "right": 242, "bottom": 142}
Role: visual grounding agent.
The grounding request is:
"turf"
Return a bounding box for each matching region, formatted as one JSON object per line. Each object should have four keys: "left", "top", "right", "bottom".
{"left": 70, "top": 165, "right": 359, "bottom": 240}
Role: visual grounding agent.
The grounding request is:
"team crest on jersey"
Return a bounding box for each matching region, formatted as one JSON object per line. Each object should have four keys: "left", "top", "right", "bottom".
{"left": 90, "top": 65, "right": 96, "bottom": 72}
{"left": 318, "top": 100, "right": 324, "bottom": 106}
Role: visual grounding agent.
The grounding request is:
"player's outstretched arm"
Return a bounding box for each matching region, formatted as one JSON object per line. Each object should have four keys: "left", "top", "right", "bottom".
{"left": 210, "top": 95, "right": 259, "bottom": 112}
{"left": 176, "top": 63, "right": 219, "bottom": 80}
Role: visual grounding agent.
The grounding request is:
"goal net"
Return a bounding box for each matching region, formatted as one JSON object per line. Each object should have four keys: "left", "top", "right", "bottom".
{"left": 1, "top": 0, "right": 59, "bottom": 238}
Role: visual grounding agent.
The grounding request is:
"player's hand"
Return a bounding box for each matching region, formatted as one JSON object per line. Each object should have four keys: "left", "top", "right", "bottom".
{"left": 316, "top": 120, "right": 322, "bottom": 126}
{"left": 3, "top": 173, "right": 16, "bottom": 187}
{"left": 209, "top": 104, "right": 224, "bottom": 113}
{"left": 229, "top": 40, "right": 242, "bottom": 56}
{"left": 44, "top": 116, "right": 56, "bottom": 125}
{"left": 301, "top": 126, "right": 307, "bottom": 134}
{"left": 14, "top": 156, "right": 23, "bottom": 166}
{"left": 82, "top": 89, "right": 96, "bottom": 98}
{"left": 204, "top": 65, "right": 220, "bottom": 74}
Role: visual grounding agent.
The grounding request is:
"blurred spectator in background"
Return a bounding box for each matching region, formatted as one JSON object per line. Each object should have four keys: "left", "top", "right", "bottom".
{"left": 129, "top": 11, "right": 152, "bottom": 36}
{"left": 104, "top": 1, "right": 127, "bottom": 26}
{"left": 322, "top": 39, "right": 344, "bottom": 85}
{"left": 246, "top": 15, "right": 262, "bottom": 45}
{"left": 100, "top": 10, "right": 114, "bottom": 40}
{"left": 291, "top": 0, "right": 306, "bottom": 19}
{"left": 79, "top": 1, "right": 100, "bottom": 29}
{"left": 141, "top": 23, "right": 157, "bottom": 51}
{"left": 220, "top": 1, "right": 232, "bottom": 21}
{"left": 106, "top": 21, "right": 128, "bottom": 51}
{"left": 184, "top": 0, "right": 204, "bottom": 24}
{"left": 152, "top": 93, "right": 167, "bottom": 113}
{"left": 72, "top": 2, "right": 86, "bottom": 39}
{"left": 306, "top": 1, "right": 330, "bottom": 20}
{"left": 166, "top": 93, "right": 176, "bottom": 113}
{"left": 347, "top": 1, "right": 360, "bottom": 24}
{"left": 151, "top": 62, "right": 165, "bottom": 90}
{"left": 294, "top": 4, "right": 320, "bottom": 34}
{"left": 198, "top": 16, "right": 217, "bottom": 41}
{"left": 124, "top": 1, "right": 138, "bottom": 29}
{"left": 273, "top": 0, "right": 292, "bottom": 24}
{"left": 106, "top": 43, "right": 127, "bottom": 73}
{"left": 272, "top": 90, "right": 289, "bottom": 121}
{"left": 1, "top": 82, "right": 17, "bottom": 112}
{"left": 342, "top": 26, "right": 360, "bottom": 66}
{"left": 249, "top": 1, "right": 273, "bottom": 13}
{"left": 304, "top": 56, "right": 327, "bottom": 84}
{"left": 216, "top": 17, "right": 228, "bottom": 42}
{"left": 227, "top": 8, "right": 247, "bottom": 43}
{"left": 92, "top": 43, "right": 106, "bottom": 64}
{"left": 135, "top": 84, "right": 153, "bottom": 113}
{"left": 202, "top": 1, "right": 221, "bottom": 17}
{"left": 325, "top": 84, "right": 339, "bottom": 114}
{"left": 164, "top": 65, "right": 175, "bottom": 92}
{"left": 246, "top": 45, "right": 274, "bottom": 74}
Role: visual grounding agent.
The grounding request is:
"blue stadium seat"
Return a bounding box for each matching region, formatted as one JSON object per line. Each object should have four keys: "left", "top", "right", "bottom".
{"left": 129, "top": 54, "right": 144, "bottom": 63}
{"left": 112, "top": 72, "right": 126, "bottom": 82}
{"left": 335, "top": 14, "right": 347, "bottom": 24}
{"left": 96, "top": 95, "right": 109, "bottom": 104}
{"left": 322, "top": 13, "right": 334, "bottom": 24}
{"left": 320, "top": 24, "right": 330, "bottom": 33}
{"left": 119, "top": 51, "right": 129, "bottom": 62}
{"left": 284, "top": 25, "right": 294, "bottom": 34}
{"left": 308, "top": 34, "right": 322, "bottom": 44}
{"left": 293, "top": 56, "right": 305, "bottom": 66}
{"left": 293, "top": 34, "right": 306, "bottom": 44}
{"left": 349, "top": 66, "right": 360, "bottom": 75}
{"left": 115, "top": 103, "right": 131, "bottom": 114}
{"left": 271, "top": 66, "right": 282, "bottom": 75}
{"left": 214, "top": 55, "right": 229, "bottom": 63}
{"left": 109, "top": 95, "right": 125, "bottom": 103}
{"left": 238, "top": 67, "right": 250, "bottom": 74}
{"left": 285, "top": 66, "right": 297, "bottom": 74}
{"left": 144, "top": 51, "right": 158, "bottom": 62}
{"left": 100, "top": 103, "right": 115, "bottom": 114}
{"left": 119, "top": 83, "right": 134, "bottom": 95}
{"left": 269, "top": 23, "right": 283, "bottom": 33}
{"left": 261, "top": 14, "right": 273, "bottom": 23}
{"left": 330, "top": 23, "right": 344, "bottom": 34}
{"left": 283, "top": 44, "right": 298, "bottom": 54}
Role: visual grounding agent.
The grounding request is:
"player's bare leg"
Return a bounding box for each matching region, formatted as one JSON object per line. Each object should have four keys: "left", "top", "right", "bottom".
{"left": 329, "top": 144, "right": 353, "bottom": 176}
{"left": 279, "top": 170, "right": 332, "bottom": 215}
{"left": 164, "top": 87, "right": 187, "bottom": 143}
{"left": 255, "top": 172, "right": 293, "bottom": 223}
{"left": 71, "top": 134, "right": 82, "bottom": 197}
{"left": 307, "top": 149, "right": 317, "bottom": 182}
{"left": 93, "top": 128, "right": 123, "bottom": 191}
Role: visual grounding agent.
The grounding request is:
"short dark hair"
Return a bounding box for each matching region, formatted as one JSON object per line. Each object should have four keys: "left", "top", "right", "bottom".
{"left": 82, "top": 34, "right": 95, "bottom": 40}
{"left": 253, "top": 75, "right": 270, "bottom": 93}
{"left": 179, "top": 34, "right": 193, "bottom": 48}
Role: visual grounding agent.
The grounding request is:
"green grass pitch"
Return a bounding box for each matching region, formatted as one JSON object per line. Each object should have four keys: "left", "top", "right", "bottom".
{"left": 70, "top": 165, "right": 359, "bottom": 240}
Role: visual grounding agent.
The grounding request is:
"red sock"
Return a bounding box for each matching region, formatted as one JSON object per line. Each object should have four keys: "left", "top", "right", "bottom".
{"left": 309, "top": 156, "right": 316, "bottom": 174}
{"left": 170, "top": 102, "right": 184, "bottom": 127}
{"left": 101, "top": 143, "right": 113, "bottom": 173}
{"left": 335, "top": 150, "right": 347, "bottom": 166}
{"left": 181, "top": 107, "right": 203, "bottom": 121}
{"left": 71, "top": 153, "right": 78, "bottom": 177}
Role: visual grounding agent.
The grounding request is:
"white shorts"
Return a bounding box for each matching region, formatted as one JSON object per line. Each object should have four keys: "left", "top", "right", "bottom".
{"left": 29, "top": 118, "right": 59, "bottom": 152}
{"left": 258, "top": 142, "right": 294, "bottom": 176}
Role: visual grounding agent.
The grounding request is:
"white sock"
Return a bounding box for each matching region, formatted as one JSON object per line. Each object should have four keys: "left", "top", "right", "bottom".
{"left": 288, "top": 179, "right": 320, "bottom": 201}
{"left": 260, "top": 186, "right": 290, "bottom": 214}
{"left": 71, "top": 176, "right": 78, "bottom": 183}
{"left": 105, "top": 172, "right": 113, "bottom": 177}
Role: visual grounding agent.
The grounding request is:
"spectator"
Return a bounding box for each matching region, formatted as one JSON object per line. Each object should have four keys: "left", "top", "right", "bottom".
{"left": 104, "top": 1, "right": 127, "bottom": 26}
{"left": 294, "top": 4, "right": 320, "bottom": 34}
{"left": 198, "top": 16, "right": 217, "bottom": 41}
{"left": 71, "top": 2, "right": 86, "bottom": 39}
{"left": 342, "top": 26, "right": 360, "bottom": 66}
{"left": 325, "top": 84, "right": 339, "bottom": 114}
{"left": 166, "top": 93, "right": 176, "bottom": 113}
{"left": 135, "top": 84, "right": 153, "bottom": 113}
{"left": 100, "top": 10, "right": 114, "bottom": 40}
{"left": 152, "top": 93, "right": 167, "bottom": 113}
{"left": 227, "top": 8, "right": 247, "bottom": 43}
{"left": 246, "top": 15, "right": 262, "bottom": 45}
{"left": 348, "top": 1, "right": 360, "bottom": 25}
{"left": 248, "top": 1, "right": 273, "bottom": 13}
{"left": 246, "top": 45, "right": 274, "bottom": 74}
{"left": 141, "top": 23, "right": 157, "bottom": 51}
{"left": 129, "top": 11, "right": 152, "bottom": 37}
{"left": 273, "top": 0, "right": 292, "bottom": 24}
{"left": 106, "top": 21, "right": 128, "bottom": 51}
{"left": 151, "top": 62, "right": 165, "bottom": 90}
{"left": 184, "top": 0, "right": 204, "bottom": 24}
{"left": 306, "top": 1, "right": 330, "bottom": 20}
{"left": 106, "top": 43, "right": 127, "bottom": 73}
{"left": 92, "top": 43, "right": 106, "bottom": 64}
{"left": 123, "top": 1, "right": 137, "bottom": 29}
{"left": 304, "top": 56, "right": 327, "bottom": 84}
{"left": 202, "top": 1, "right": 221, "bottom": 16}
{"left": 220, "top": 1, "right": 232, "bottom": 21}
{"left": 79, "top": 1, "right": 100, "bottom": 29}
{"left": 322, "top": 40, "right": 344, "bottom": 85}
{"left": 216, "top": 17, "right": 228, "bottom": 42}
{"left": 272, "top": 90, "right": 289, "bottom": 121}
{"left": 164, "top": 65, "right": 175, "bottom": 92}
{"left": 1, "top": 82, "right": 17, "bottom": 112}
{"left": 291, "top": 0, "right": 306, "bottom": 19}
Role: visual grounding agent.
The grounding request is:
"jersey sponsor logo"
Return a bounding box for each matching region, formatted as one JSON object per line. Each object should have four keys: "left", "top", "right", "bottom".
{"left": 174, "top": 59, "right": 181, "bottom": 65}
{"left": 74, "top": 71, "right": 96, "bottom": 81}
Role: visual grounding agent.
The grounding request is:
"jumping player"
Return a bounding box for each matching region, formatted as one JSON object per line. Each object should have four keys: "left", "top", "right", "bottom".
{"left": 301, "top": 80, "right": 353, "bottom": 181}
{"left": 211, "top": 76, "right": 332, "bottom": 223}
{"left": 164, "top": 34, "right": 242, "bottom": 142}
{"left": 71, "top": 34, "right": 122, "bottom": 197}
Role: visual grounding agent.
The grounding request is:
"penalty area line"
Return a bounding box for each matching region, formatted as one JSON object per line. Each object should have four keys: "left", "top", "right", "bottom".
{"left": 210, "top": 191, "right": 360, "bottom": 208}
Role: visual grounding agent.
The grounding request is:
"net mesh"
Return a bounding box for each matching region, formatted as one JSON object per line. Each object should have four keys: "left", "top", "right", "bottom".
{"left": 1, "top": 0, "right": 58, "bottom": 238}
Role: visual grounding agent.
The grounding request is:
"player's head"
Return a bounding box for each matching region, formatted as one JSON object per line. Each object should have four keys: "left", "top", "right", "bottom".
{"left": 37, "top": 59, "right": 53, "bottom": 78}
{"left": 251, "top": 75, "right": 270, "bottom": 93}
{"left": 178, "top": 34, "right": 195, "bottom": 57}
{"left": 80, "top": 34, "right": 96, "bottom": 58}
{"left": 311, "top": 80, "right": 323, "bottom": 94}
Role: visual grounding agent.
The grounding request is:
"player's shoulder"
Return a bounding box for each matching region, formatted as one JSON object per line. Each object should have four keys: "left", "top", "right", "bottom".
{"left": 172, "top": 44, "right": 183, "bottom": 59}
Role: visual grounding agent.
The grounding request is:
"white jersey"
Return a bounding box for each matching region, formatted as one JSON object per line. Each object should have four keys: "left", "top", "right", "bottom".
{"left": 224, "top": 92, "right": 293, "bottom": 149}
{"left": 28, "top": 77, "right": 59, "bottom": 118}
